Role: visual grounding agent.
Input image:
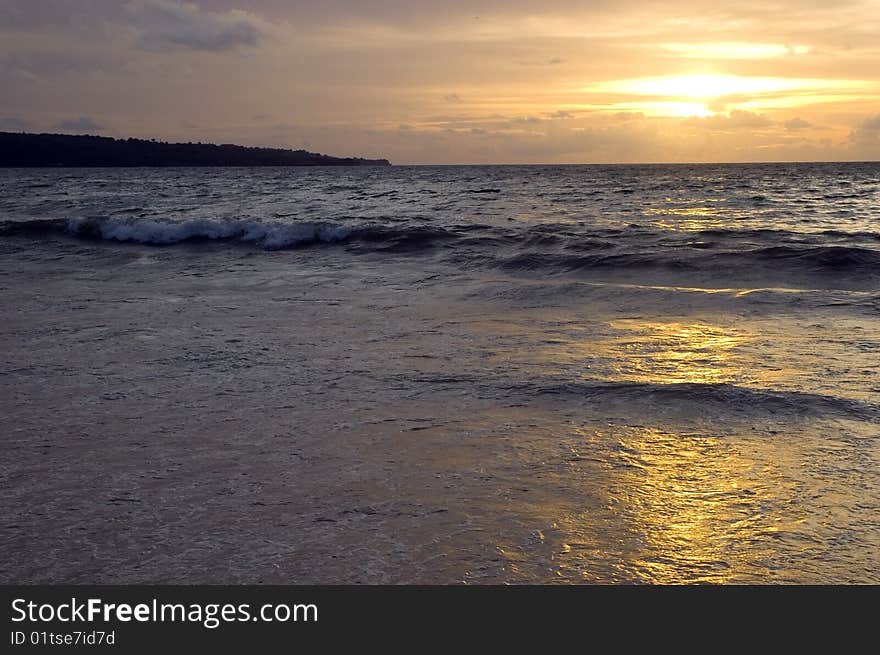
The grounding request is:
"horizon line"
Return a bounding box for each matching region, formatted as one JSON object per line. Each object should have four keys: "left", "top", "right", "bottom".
{"left": 2, "top": 130, "right": 878, "bottom": 168}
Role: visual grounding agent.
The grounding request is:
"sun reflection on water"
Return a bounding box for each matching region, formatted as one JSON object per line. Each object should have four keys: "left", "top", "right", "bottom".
{"left": 478, "top": 307, "right": 880, "bottom": 582}
{"left": 606, "top": 320, "right": 748, "bottom": 385}
{"left": 646, "top": 206, "right": 724, "bottom": 217}
{"left": 568, "top": 425, "right": 793, "bottom": 584}
{"left": 489, "top": 420, "right": 803, "bottom": 584}
{"left": 650, "top": 218, "right": 728, "bottom": 231}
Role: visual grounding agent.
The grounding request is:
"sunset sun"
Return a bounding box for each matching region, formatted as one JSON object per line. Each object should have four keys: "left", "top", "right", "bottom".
{"left": 583, "top": 73, "right": 872, "bottom": 119}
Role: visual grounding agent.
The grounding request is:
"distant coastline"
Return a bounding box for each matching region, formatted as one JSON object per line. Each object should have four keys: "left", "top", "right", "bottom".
{"left": 0, "top": 132, "right": 391, "bottom": 167}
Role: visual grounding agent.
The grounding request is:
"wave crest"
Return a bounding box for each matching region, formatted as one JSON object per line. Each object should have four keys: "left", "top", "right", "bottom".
{"left": 2, "top": 217, "right": 879, "bottom": 281}
{"left": 64, "top": 217, "right": 353, "bottom": 249}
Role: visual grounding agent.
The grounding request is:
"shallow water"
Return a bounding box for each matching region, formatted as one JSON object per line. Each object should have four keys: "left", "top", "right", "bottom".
{"left": 1, "top": 164, "right": 878, "bottom": 583}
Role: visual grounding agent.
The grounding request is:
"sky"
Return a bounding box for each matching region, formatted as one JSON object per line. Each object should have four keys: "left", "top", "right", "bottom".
{"left": 1, "top": 0, "right": 879, "bottom": 163}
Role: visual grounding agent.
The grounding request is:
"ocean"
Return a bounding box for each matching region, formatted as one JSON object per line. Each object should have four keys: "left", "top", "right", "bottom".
{"left": 1, "top": 163, "right": 878, "bottom": 583}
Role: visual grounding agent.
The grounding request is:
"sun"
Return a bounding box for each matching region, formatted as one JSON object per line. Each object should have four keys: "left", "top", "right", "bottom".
{"left": 617, "top": 74, "right": 802, "bottom": 99}
{"left": 583, "top": 73, "right": 868, "bottom": 118}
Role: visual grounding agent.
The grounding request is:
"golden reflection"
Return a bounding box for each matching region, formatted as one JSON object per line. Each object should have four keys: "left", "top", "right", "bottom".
{"left": 530, "top": 319, "right": 750, "bottom": 384}
{"left": 488, "top": 419, "right": 799, "bottom": 583}
{"left": 645, "top": 199, "right": 729, "bottom": 231}
{"left": 567, "top": 425, "right": 789, "bottom": 583}
{"left": 646, "top": 206, "right": 724, "bottom": 217}
{"left": 649, "top": 219, "right": 728, "bottom": 231}
{"left": 606, "top": 320, "right": 747, "bottom": 385}
{"left": 474, "top": 312, "right": 880, "bottom": 582}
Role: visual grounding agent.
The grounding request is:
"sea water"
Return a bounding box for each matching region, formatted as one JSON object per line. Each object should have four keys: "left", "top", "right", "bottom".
{"left": 1, "top": 163, "right": 878, "bottom": 583}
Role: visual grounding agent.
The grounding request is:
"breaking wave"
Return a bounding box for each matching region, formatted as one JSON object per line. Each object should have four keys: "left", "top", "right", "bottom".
{"left": 1, "top": 216, "right": 878, "bottom": 279}
{"left": 0, "top": 217, "right": 457, "bottom": 251}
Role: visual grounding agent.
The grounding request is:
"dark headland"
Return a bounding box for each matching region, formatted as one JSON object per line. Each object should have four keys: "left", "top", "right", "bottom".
{"left": 0, "top": 132, "right": 391, "bottom": 167}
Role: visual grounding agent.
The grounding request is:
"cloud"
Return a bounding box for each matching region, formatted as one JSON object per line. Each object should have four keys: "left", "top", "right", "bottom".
{"left": 660, "top": 42, "right": 810, "bottom": 60}
{"left": 516, "top": 57, "right": 565, "bottom": 67}
{"left": 1, "top": 51, "right": 118, "bottom": 80}
{"left": 688, "top": 110, "right": 773, "bottom": 131}
{"left": 1, "top": 1, "right": 877, "bottom": 163}
{"left": 0, "top": 116, "right": 30, "bottom": 131}
{"left": 857, "top": 114, "right": 880, "bottom": 132}
{"left": 0, "top": 1, "right": 121, "bottom": 29}
{"left": 707, "top": 95, "right": 751, "bottom": 113}
{"left": 849, "top": 114, "right": 880, "bottom": 147}
{"left": 127, "top": 0, "right": 264, "bottom": 52}
{"left": 55, "top": 117, "right": 103, "bottom": 132}
{"left": 784, "top": 118, "right": 812, "bottom": 131}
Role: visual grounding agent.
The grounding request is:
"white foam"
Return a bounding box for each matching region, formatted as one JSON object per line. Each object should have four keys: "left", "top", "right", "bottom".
{"left": 65, "top": 217, "right": 352, "bottom": 249}
{"left": 240, "top": 222, "right": 352, "bottom": 249}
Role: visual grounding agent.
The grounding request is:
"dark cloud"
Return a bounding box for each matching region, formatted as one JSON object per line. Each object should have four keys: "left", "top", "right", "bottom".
{"left": 197, "top": 1, "right": 867, "bottom": 32}
{"left": 55, "top": 116, "right": 103, "bottom": 132}
{"left": 1, "top": 52, "right": 117, "bottom": 80}
{"left": 443, "top": 93, "right": 462, "bottom": 102}
{"left": 784, "top": 117, "right": 812, "bottom": 131}
{"left": 0, "top": 0, "right": 122, "bottom": 29}
{"left": 126, "top": 0, "right": 264, "bottom": 52}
